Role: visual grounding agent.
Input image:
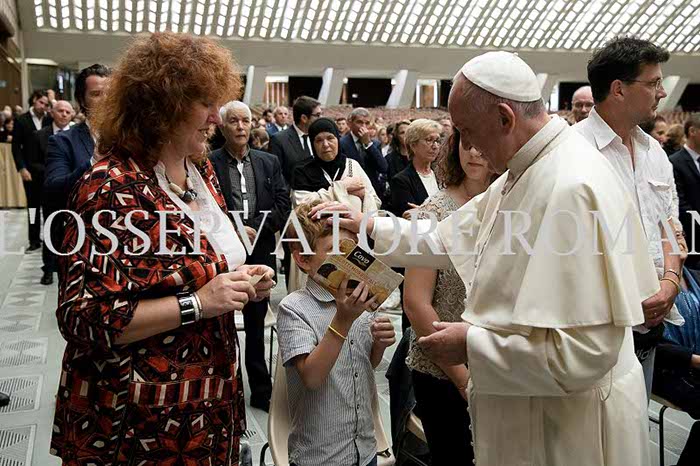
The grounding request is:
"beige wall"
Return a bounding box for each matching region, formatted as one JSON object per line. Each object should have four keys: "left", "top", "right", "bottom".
{"left": 0, "top": 0, "right": 18, "bottom": 48}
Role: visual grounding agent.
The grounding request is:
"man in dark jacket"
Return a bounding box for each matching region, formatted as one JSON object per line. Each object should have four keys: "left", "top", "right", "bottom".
{"left": 267, "top": 96, "right": 322, "bottom": 289}
{"left": 25, "top": 101, "right": 74, "bottom": 284}
{"left": 210, "top": 100, "right": 291, "bottom": 412}
{"left": 12, "top": 89, "right": 52, "bottom": 251}
{"left": 339, "top": 107, "right": 388, "bottom": 198}
{"left": 670, "top": 114, "right": 700, "bottom": 270}
{"left": 44, "top": 64, "right": 110, "bottom": 284}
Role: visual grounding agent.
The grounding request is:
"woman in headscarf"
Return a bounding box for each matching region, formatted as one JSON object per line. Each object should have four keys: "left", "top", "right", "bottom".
{"left": 289, "top": 117, "right": 381, "bottom": 291}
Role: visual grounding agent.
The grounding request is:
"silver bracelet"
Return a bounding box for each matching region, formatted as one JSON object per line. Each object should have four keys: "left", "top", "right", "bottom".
{"left": 193, "top": 291, "right": 203, "bottom": 322}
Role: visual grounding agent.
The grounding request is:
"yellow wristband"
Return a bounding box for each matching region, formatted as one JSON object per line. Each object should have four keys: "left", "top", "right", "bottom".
{"left": 660, "top": 277, "right": 681, "bottom": 295}
{"left": 327, "top": 324, "right": 347, "bottom": 341}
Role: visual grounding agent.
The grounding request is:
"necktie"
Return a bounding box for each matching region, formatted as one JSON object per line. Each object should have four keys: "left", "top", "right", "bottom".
{"left": 237, "top": 159, "right": 249, "bottom": 219}
{"left": 302, "top": 134, "right": 310, "bottom": 156}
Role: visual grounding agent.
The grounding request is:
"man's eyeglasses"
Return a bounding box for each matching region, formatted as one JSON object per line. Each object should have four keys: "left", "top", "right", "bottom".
{"left": 626, "top": 78, "right": 664, "bottom": 91}
{"left": 310, "top": 112, "right": 323, "bottom": 118}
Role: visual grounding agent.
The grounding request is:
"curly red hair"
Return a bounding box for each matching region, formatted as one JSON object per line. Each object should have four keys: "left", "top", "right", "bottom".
{"left": 93, "top": 32, "right": 242, "bottom": 168}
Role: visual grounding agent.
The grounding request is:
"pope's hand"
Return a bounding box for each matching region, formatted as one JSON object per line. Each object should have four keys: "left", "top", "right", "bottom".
{"left": 417, "top": 321, "right": 471, "bottom": 366}
{"left": 309, "top": 201, "right": 370, "bottom": 234}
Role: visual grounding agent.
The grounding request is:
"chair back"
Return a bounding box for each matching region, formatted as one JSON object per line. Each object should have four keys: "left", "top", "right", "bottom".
{"left": 234, "top": 304, "right": 276, "bottom": 331}
{"left": 372, "top": 384, "right": 396, "bottom": 466}
{"left": 267, "top": 351, "right": 395, "bottom": 466}
{"left": 268, "top": 349, "right": 290, "bottom": 466}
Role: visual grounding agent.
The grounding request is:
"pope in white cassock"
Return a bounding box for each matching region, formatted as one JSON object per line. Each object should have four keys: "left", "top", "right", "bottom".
{"left": 311, "top": 52, "right": 660, "bottom": 466}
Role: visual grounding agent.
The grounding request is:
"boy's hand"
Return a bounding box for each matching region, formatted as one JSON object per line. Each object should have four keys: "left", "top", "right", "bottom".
{"left": 371, "top": 316, "right": 396, "bottom": 348}
{"left": 332, "top": 280, "right": 377, "bottom": 331}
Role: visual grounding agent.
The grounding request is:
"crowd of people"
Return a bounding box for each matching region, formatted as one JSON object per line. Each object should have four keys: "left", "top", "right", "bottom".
{"left": 1, "top": 30, "right": 700, "bottom": 466}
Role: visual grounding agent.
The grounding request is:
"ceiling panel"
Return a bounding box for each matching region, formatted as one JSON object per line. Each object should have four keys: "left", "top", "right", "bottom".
{"left": 30, "top": 0, "right": 700, "bottom": 54}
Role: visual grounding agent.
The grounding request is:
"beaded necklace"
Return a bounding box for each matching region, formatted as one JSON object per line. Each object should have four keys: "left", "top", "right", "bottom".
{"left": 164, "top": 162, "right": 198, "bottom": 203}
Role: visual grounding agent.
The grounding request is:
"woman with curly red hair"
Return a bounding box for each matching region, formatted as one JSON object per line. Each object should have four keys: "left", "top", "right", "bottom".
{"left": 51, "top": 32, "right": 274, "bottom": 465}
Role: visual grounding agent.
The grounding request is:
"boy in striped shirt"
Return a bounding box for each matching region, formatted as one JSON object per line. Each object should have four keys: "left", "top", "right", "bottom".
{"left": 277, "top": 201, "right": 396, "bottom": 466}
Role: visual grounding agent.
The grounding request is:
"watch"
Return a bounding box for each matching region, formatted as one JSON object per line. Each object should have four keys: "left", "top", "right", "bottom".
{"left": 176, "top": 292, "right": 198, "bottom": 326}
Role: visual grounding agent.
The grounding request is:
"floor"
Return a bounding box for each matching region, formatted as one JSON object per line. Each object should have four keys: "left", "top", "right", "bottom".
{"left": 0, "top": 208, "right": 694, "bottom": 466}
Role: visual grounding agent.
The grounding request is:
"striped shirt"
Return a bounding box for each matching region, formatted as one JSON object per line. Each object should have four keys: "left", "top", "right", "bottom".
{"left": 277, "top": 279, "right": 377, "bottom": 466}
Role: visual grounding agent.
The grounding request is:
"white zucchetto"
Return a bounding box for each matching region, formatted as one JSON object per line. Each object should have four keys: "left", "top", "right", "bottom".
{"left": 460, "top": 51, "right": 542, "bottom": 102}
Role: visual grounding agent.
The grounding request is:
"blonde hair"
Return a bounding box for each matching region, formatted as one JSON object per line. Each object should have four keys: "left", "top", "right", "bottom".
{"left": 405, "top": 119, "right": 442, "bottom": 159}
{"left": 286, "top": 200, "right": 334, "bottom": 251}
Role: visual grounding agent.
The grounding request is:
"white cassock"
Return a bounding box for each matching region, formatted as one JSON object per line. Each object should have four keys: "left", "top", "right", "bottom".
{"left": 370, "top": 116, "right": 659, "bottom": 466}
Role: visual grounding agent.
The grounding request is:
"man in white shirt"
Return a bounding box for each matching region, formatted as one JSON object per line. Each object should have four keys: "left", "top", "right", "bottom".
{"left": 575, "top": 37, "right": 685, "bottom": 400}
{"left": 314, "top": 51, "right": 658, "bottom": 466}
{"left": 669, "top": 113, "right": 700, "bottom": 269}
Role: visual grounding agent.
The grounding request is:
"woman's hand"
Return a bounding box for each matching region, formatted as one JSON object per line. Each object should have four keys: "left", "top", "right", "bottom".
{"left": 342, "top": 176, "right": 364, "bottom": 193}
{"left": 196, "top": 271, "right": 256, "bottom": 319}
{"left": 236, "top": 264, "right": 276, "bottom": 301}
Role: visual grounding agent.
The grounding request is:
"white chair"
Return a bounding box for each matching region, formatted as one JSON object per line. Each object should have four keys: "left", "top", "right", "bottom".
{"left": 260, "top": 349, "right": 396, "bottom": 466}
{"left": 234, "top": 304, "right": 278, "bottom": 373}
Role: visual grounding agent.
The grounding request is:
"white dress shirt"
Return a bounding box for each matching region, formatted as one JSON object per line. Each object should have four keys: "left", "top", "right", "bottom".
{"left": 293, "top": 123, "right": 313, "bottom": 157}
{"left": 575, "top": 108, "right": 684, "bottom": 330}
{"left": 52, "top": 123, "right": 69, "bottom": 134}
{"left": 29, "top": 108, "right": 43, "bottom": 131}
{"left": 575, "top": 108, "right": 680, "bottom": 274}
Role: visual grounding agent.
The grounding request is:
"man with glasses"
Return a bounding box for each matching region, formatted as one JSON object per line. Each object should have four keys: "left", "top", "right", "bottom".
{"left": 269, "top": 96, "right": 322, "bottom": 184}
{"left": 268, "top": 95, "right": 322, "bottom": 289}
{"left": 576, "top": 37, "right": 685, "bottom": 401}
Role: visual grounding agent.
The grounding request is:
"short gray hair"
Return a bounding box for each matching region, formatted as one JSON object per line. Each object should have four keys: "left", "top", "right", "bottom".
{"left": 220, "top": 101, "right": 252, "bottom": 122}
{"left": 460, "top": 79, "right": 545, "bottom": 119}
{"left": 349, "top": 107, "right": 371, "bottom": 121}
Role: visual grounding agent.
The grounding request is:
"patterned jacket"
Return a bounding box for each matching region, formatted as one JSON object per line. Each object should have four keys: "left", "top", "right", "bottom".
{"left": 51, "top": 155, "right": 246, "bottom": 466}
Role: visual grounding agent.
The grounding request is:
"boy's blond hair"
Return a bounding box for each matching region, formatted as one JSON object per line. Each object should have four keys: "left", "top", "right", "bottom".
{"left": 287, "top": 200, "right": 334, "bottom": 250}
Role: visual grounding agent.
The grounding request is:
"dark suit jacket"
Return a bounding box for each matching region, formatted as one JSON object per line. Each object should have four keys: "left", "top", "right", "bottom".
{"left": 386, "top": 149, "right": 410, "bottom": 183}
{"left": 12, "top": 111, "right": 52, "bottom": 172}
{"left": 23, "top": 125, "right": 58, "bottom": 175}
{"left": 390, "top": 163, "right": 429, "bottom": 217}
{"left": 268, "top": 126, "right": 311, "bottom": 183}
{"left": 339, "top": 132, "right": 388, "bottom": 198}
{"left": 670, "top": 147, "right": 700, "bottom": 268}
{"left": 209, "top": 147, "right": 291, "bottom": 270}
{"left": 266, "top": 123, "right": 286, "bottom": 136}
{"left": 44, "top": 122, "right": 95, "bottom": 210}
